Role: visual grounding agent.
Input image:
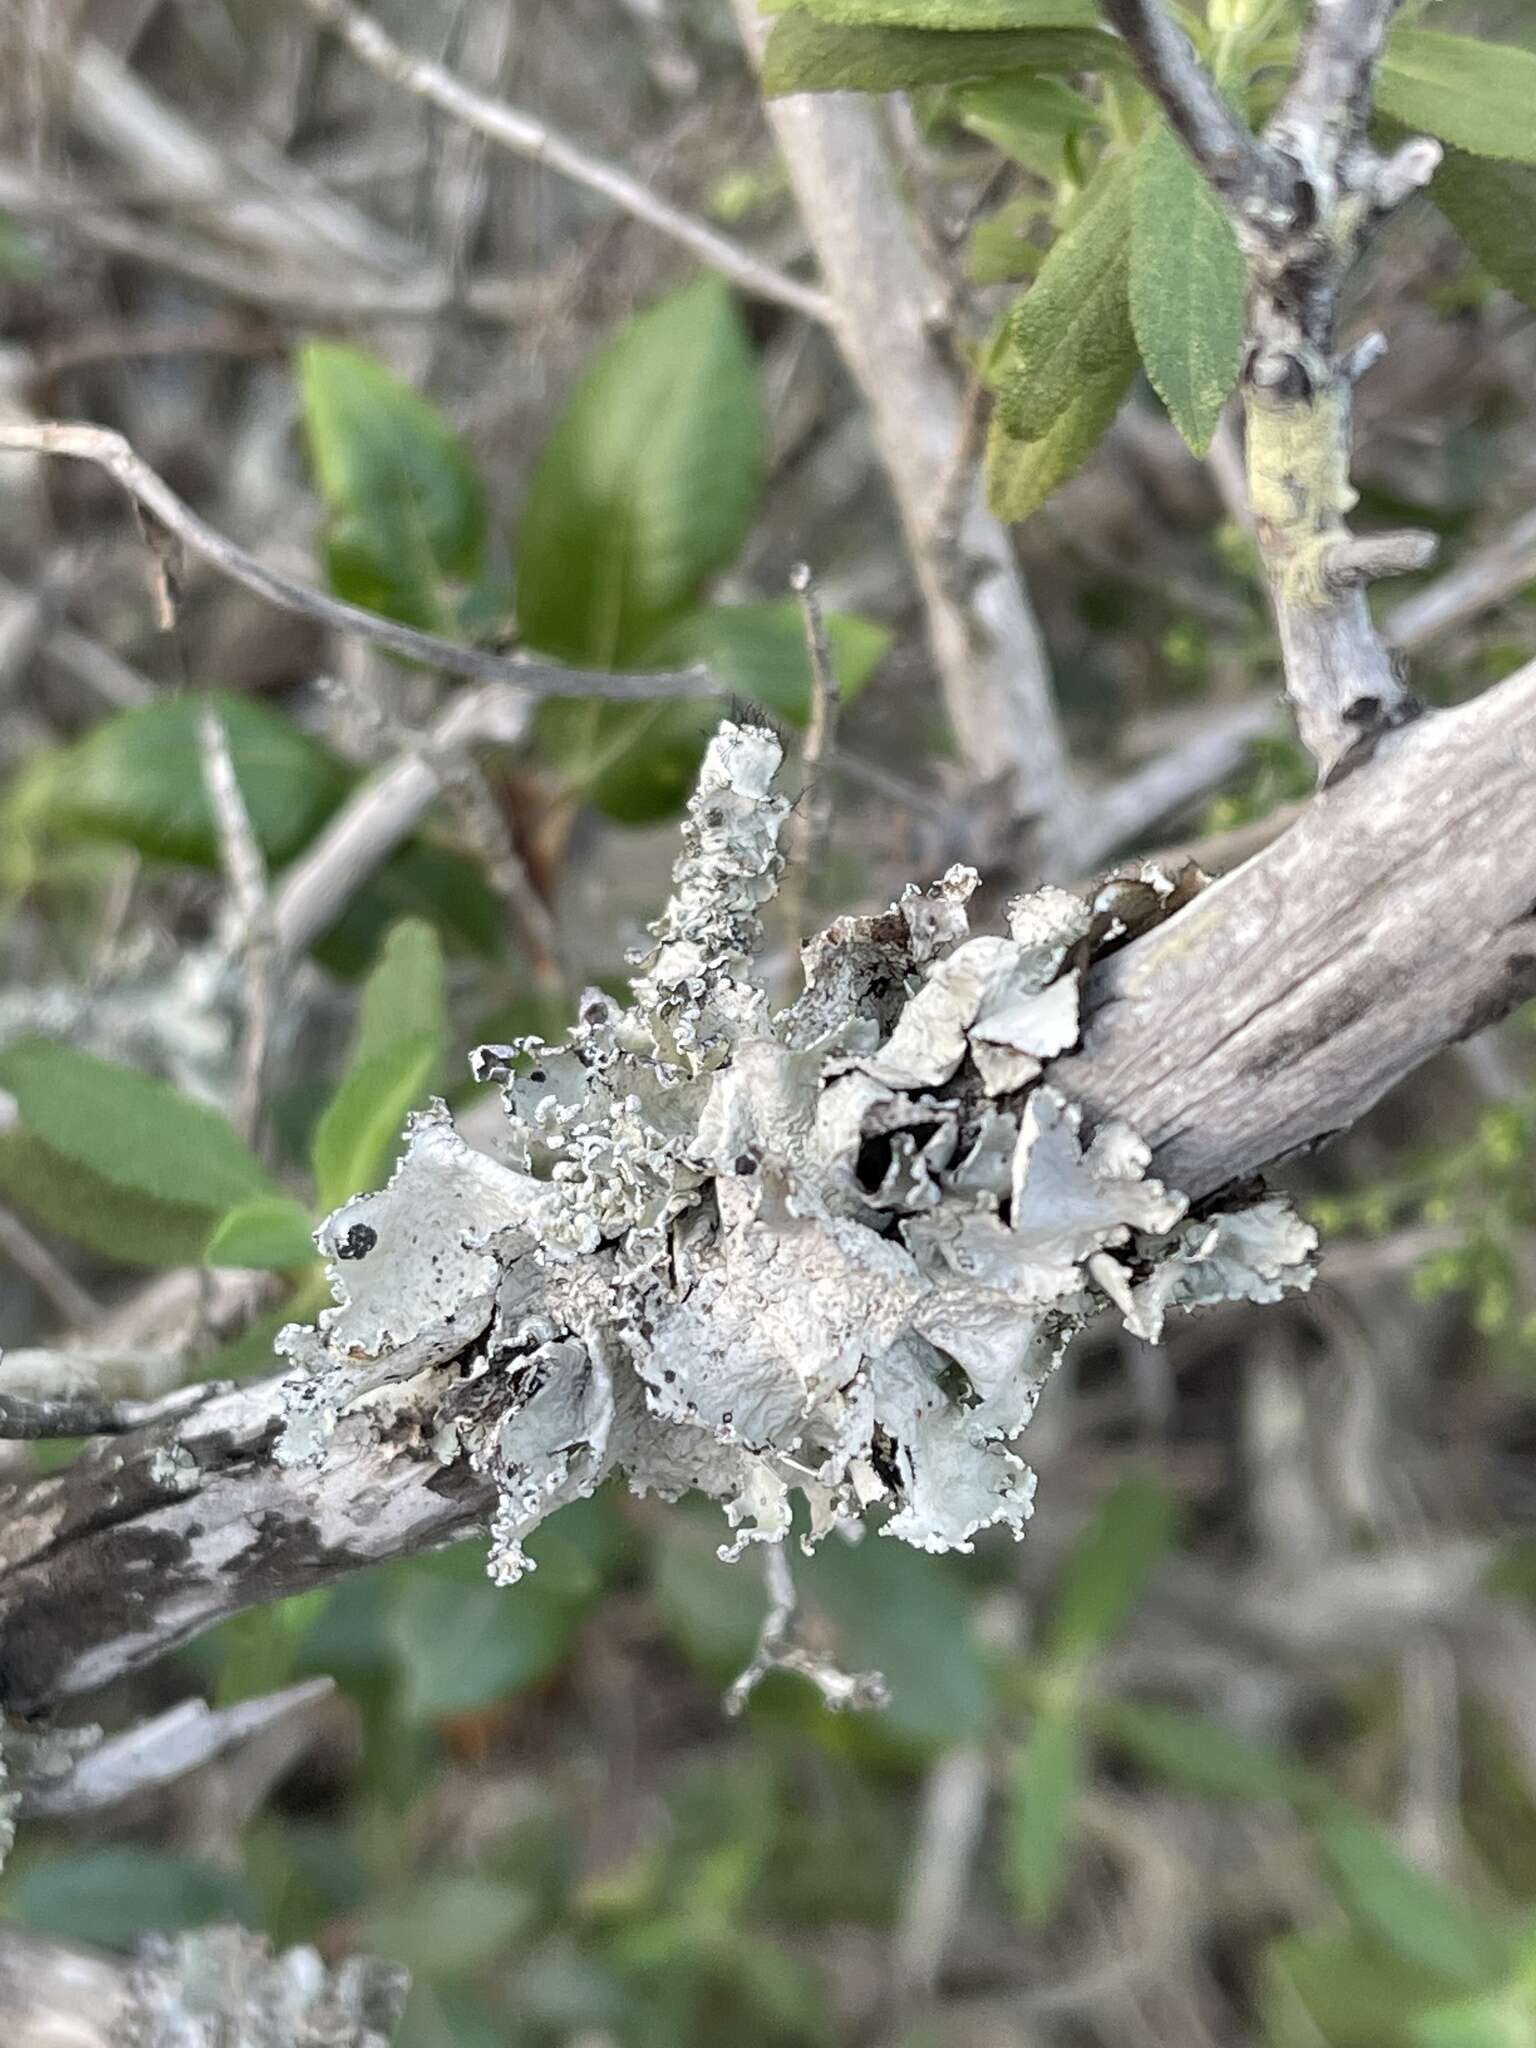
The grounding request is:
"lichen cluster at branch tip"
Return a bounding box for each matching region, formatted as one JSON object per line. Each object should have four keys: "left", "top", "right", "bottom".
{"left": 276, "top": 722, "right": 1317, "bottom": 1582}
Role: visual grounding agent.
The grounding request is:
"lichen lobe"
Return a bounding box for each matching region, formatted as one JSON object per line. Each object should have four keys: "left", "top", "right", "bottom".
{"left": 276, "top": 723, "right": 1316, "bottom": 1581}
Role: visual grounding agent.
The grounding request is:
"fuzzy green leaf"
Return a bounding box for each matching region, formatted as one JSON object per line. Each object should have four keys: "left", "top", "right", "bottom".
{"left": 205, "top": 1195, "right": 318, "bottom": 1271}
{"left": 1379, "top": 31, "right": 1536, "bottom": 166}
{"left": 1430, "top": 149, "right": 1536, "bottom": 311}
{"left": 953, "top": 72, "right": 1099, "bottom": 175}
{"left": 763, "top": 14, "right": 1124, "bottom": 94}
{"left": 996, "top": 157, "right": 1134, "bottom": 443}
{"left": 298, "top": 341, "right": 486, "bottom": 631}
{"left": 986, "top": 352, "right": 1135, "bottom": 519}
{"left": 518, "top": 278, "right": 763, "bottom": 666}
{"left": 1005, "top": 1707, "right": 1082, "bottom": 1922}
{"left": 1130, "top": 116, "right": 1246, "bottom": 454}
{"left": 312, "top": 1036, "right": 442, "bottom": 1215}
{"left": 1413, "top": 1988, "right": 1536, "bottom": 2048}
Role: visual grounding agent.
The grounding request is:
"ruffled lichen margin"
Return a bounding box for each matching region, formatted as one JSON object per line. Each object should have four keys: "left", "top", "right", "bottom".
{"left": 276, "top": 723, "right": 1317, "bottom": 1584}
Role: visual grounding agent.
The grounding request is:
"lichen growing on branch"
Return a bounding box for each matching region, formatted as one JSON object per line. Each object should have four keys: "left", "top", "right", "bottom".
{"left": 276, "top": 722, "right": 1316, "bottom": 1583}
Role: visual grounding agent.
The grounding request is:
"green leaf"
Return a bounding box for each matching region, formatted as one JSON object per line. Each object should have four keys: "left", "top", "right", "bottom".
{"left": 1004, "top": 1706, "right": 1082, "bottom": 1921}
{"left": 996, "top": 157, "right": 1134, "bottom": 444}
{"left": 205, "top": 1195, "right": 318, "bottom": 1270}
{"left": 1379, "top": 31, "right": 1536, "bottom": 166}
{"left": 0, "top": 1037, "right": 275, "bottom": 1213}
{"left": 385, "top": 1499, "right": 615, "bottom": 1721}
{"left": 312, "top": 919, "right": 447, "bottom": 1211}
{"left": 0, "top": 1129, "right": 226, "bottom": 1267}
{"left": 518, "top": 278, "right": 763, "bottom": 666}
{"left": 1264, "top": 1932, "right": 1482, "bottom": 2048}
{"left": 1430, "top": 149, "right": 1536, "bottom": 311}
{"left": 313, "top": 1034, "right": 440, "bottom": 1212}
{"left": 1317, "top": 1807, "right": 1517, "bottom": 1995}
{"left": 310, "top": 840, "right": 502, "bottom": 978}
{"left": 1413, "top": 1989, "right": 1536, "bottom": 2048}
{"left": 646, "top": 603, "right": 889, "bottom": 723}
{"left": 298, "top": 340, "right": 487, "bottom": 631}
{"left": 40, "top": 692, "right": 350, "bottom": 869}
{"left": 763, "top": 14, "right": 1124, "bottom": 94}
{"left": 1130, "top": 115, "right": 1246, "bottom": 454}
{"left": 1107, "top": 1700, "right": 1320, "bottom": 1805}
{"left": 966, "top": 196, "right": 1050, "bottom": 284}
{"left": 362, "top": 1874, "right": 535, "bottom": 1977}
{"left": 556, "top": 602, "right": 889, "bottom": 826}
{"left": 9, "top": 1848, "right": 259, "bottom": 1951}
{"left": 953, "top": 72, "right": 1100, "bottom": 176}
{"left": 799, "top": 1536, "right": 992, "bottom": 1756}
{"left": 651, "top": 1519, "right": 771, "bottom": 1678}
{"left": 351, "top": 915, "right": 449, "bottom": 1067}
{"left": 1045, "top": 1473, "right": 1177, "bottom": 1664}
{"left": 985, "top": 352, "right": 1135, "bottom": 518}
{"left": 785, "top": 0, "right": 1098, "bottom": 25}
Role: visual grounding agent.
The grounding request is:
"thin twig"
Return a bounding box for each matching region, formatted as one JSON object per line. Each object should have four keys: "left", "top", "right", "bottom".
{"left": 0, "top": 421, "right": 712, "bottom": 701}
{"left": 1386, "top": 504, "right": 1536, "bottom": 654}
{"left": 724, "top": 1541, "right": 888, "bottom": 1717}
{"left": 893, "top": 1745, "right": 991, "bottom": 1998}
{"left": 30, "top": 316, "right": 280, "bottom": 392}
{"left": 0, "top": 160, "right": 544, "bottom": 324}
{"left": 315, "top": 673, "right": 566, "bottom": 992}
{"left": 271, "top": 681, "right": 533, "bottom": 958}
{"left": 1060, "top": 699, "right": 1278, "bottom": 874}
{"left": 0, "top": 1205, "right": 103, "bottom": 1331}
{"left": 297, "top": 0, "right": 833, "bottom": 326}
{"left": 733, "top": 0, "right": 1076, "bottom": 849}
{"left": 15, "top": 1681, "right": 334, "bottom": 1820}
{"left": 198, "top": 703, "right": 277, "bottom": 1143}
{"left": 779, "top": 561, "right": 842, "bottom": 956}
{"left": 0, "top": 1380, "right": 230, "bottom": 1440}
{"left": 0, "top": 569, "right": 152, "bottom": 708}
{"left": 1098, "top": 0, "right": 1268, "bottom": 206}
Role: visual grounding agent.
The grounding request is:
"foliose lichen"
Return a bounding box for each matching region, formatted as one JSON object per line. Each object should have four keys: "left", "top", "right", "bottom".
{"left": 275, "top": 722, "right": 1317, "bottom": 1582}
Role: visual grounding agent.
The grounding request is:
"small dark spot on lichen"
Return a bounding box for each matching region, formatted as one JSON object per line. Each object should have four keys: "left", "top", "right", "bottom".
{"left": 338, "top": 1224, "right": 377, "bottom": 1261}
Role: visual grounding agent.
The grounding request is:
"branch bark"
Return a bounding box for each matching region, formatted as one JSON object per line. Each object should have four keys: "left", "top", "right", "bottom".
{"left": 731, "top": 0, "right": 1074, "bottom": 845}
{"left": 1104, "top": 0, "right": 1441, "bottom": 783}
{"left": 3, "top": 660, "right": 1533, "bottom": 1716}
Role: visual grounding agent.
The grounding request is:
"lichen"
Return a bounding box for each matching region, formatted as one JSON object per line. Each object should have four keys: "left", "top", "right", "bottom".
{"left": 276, "top": 722, "right": 1317, "bottom": 1582}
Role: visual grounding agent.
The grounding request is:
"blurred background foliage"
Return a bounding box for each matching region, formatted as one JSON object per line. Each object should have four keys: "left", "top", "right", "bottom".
{"left": 1, "top": 0, "right": 1536, "bottom": 2043}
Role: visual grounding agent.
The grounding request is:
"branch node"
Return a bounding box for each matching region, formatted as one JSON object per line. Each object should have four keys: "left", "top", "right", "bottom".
{"left": 1374, "top": 135, "right": 1443, "bottom": 213}
{"left": 1341, "top": 330, "right": 1388, "bottom": 384}
{"left": 1323, "top": 531, "right": 1439, "bottom": 591}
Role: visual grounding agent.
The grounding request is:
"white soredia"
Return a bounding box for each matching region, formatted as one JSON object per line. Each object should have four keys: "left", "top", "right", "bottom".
{"left": 276, "top": 722, "right": 1317, "bottom": 1582}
